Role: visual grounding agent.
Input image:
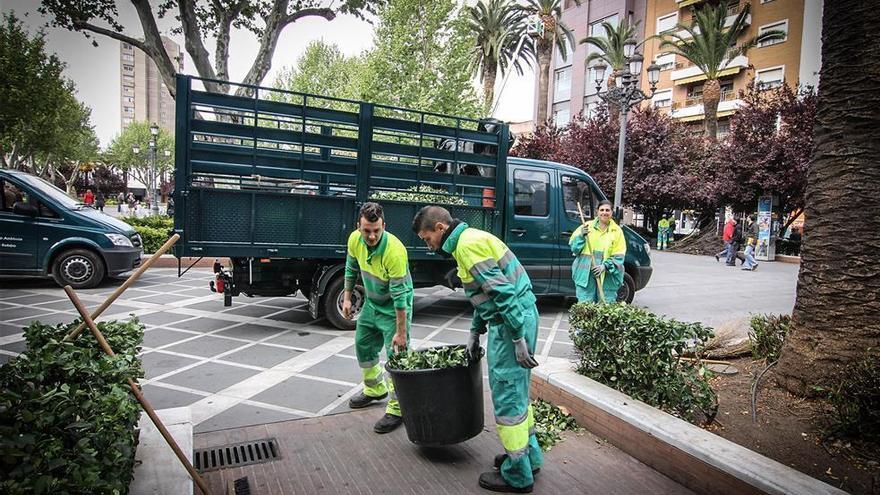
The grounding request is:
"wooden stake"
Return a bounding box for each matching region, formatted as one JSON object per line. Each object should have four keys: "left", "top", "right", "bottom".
{"left": 677, "top": 356, "right": 734, "bottom": 366}
{"left": 65, "top": 233, "right": 180, "bottom": 341}
{"left": 64, "top": 285, "right": 212, "bottom": 495}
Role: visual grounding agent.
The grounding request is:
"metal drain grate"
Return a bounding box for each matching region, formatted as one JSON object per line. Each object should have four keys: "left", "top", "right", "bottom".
{"left": 194, "top": 438, "right": 281, "bottom": 472}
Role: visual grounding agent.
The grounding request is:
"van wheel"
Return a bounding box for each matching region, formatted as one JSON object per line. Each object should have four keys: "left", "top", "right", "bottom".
{"left": 617, "top": 273, "right": 635, "bottom": 304}
{"left": 53, "top": 249, "right": 105, "bottom": 289}
{"left": 323, "top": 275, "right": 364, "bottom": 331}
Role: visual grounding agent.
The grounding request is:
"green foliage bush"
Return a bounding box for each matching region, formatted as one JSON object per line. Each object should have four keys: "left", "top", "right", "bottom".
{"left": 748, "top": 313, "right": 791, "bottom": 362}
{"left": 0, "top": 318, "right": 145, "bottom": 493}
{"left": 569, "top": 302, "right": 718, "bottom": 423}
{"left": 387, "top": 345, "right": 469, "bottom": 370}
{"left": 827, "top": 353, "right": 880, "bottom": 442}
{"left": 120, "top": 216, "right": 173, "bottom": 254}
{"left": 370, "top": 185, "right": 469, "bottom": 205}
{"left": 532, "top": 398, "right": 581, "bottom": 452}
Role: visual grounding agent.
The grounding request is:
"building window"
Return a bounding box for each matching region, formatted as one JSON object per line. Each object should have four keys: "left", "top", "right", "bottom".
{"left": 553, "top": 107, "right": 571, "bottom": 127}
{"left": 554, "top": 67, "right": 572, "bottom": 102}
{"left": 123, "top": 106, "right": 134, "bottom": 114}
{"left": 585, "top": 14, "right": 619, "bottom": 94}
{"left": 654, "top": 53, "right": 676, "bottom": 71}
{"left": 123, "top": 64, "right": 134, "bottom": 72}
{"left": 652, "top": 89, "right": 673, "bottom": 108}
{"left": 123, "top": 75, "right": 135, "bottom": 84}
{"left": 554, "top": 38, "right": 573, "bottom": 68}
{"left": 121, "top": 54, "right": 134, "bottom": 62}
{"left": 755, "top": 66, "right": 785, "bottom": 89}
{"left": 656, "top": 12, "right": 678, "bottom": 33}
{"left": 122, "top": 42, "right": 131, "bottom": 50}
{"left": 717, "top": 120, "right": 731, "bottom": 138}
{"left": 583, "top": 94, "right": 601, "bottom": 118}
{"left": 124, "top": 96, "right": 134, "bottom": 103}
{"left": 758, "top": 20, "right": 789, "bottom": 47}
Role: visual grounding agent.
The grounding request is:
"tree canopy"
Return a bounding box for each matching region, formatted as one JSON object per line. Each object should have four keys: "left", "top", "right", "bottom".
{"left": 106, "top": 121, "right": 175, "bottom": 194}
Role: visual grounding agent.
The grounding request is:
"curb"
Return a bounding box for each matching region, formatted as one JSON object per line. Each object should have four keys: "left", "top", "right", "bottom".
{"left": 530, "top": 357, "right": 845, "bottom": 495}
{"left": 140, "top": 254, "right": 224, "bottom": 269}
{"left": 130, "top": 407, "right": 194, "bottom": 495}
{"left": 775, "top": 255, "right": 801, "bottom": 264}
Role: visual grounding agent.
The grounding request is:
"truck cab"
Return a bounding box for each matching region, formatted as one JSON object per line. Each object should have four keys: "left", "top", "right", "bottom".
{"left": 0, "top": 169, "right": 143, "bottom": 288}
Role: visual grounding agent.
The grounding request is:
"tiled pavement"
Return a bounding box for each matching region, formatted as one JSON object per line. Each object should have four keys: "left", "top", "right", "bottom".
{"left": 0, "top": 268, "right": 576, "bottom": 434}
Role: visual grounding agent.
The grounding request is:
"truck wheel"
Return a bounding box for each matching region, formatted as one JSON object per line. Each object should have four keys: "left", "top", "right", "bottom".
{"left": 52, "top": 248, "right": 106, "bottom": 289}
{"left": 617, "top": 273, "right": 635, "bottom": 304}
{"left": 323, "top": 275, "right": 364, "bottom": 331}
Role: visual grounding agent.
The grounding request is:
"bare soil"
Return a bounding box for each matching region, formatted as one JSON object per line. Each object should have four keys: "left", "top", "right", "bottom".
{"left": 704, "top": 357, "right": 879, "bottom": 494}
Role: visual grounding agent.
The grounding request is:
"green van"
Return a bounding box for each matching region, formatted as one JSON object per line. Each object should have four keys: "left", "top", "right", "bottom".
{"left": 0, "top": 169, "right": 143, "bottom": 288}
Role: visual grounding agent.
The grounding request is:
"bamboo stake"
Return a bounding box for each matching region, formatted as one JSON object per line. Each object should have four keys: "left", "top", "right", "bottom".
{"left": 64, "top": 286, "right": 212, "bottom": 495}
{"left": 65, "top": 233, "right": 180, "bottom": 341}
{"left": 677, "top": 356, "right": 734, "bottom": 366}
{"left": 577, "top": 203, "right": 605, "bottom": 303}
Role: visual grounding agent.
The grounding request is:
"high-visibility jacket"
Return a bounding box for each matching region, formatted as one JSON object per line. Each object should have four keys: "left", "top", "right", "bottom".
{"left": 569, "top": 218, "right": 627, "bottom": 290}
{"left": 344, "top": 230, "right": 413, "bottom": 317}
{"left": 441, "top": 223, "right": 536, "bottom": 340}
{"left": 658, "top": 217, "right": 670, "bottom": 230}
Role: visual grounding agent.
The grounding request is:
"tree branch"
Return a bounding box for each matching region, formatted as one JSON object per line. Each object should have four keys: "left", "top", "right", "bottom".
{"left": 71, "top": 21, "right": 149, "bottom": 53}
{"left": 284, "top": 7, "right": 336, "bottom": 24}
{"left": 131, "top": 0, "right": 180, "bottom": 98}
{"left": 178, "top": 0, "right": 223, "bottom": 93}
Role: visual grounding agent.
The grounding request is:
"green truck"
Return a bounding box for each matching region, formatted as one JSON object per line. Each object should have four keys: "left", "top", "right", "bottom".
{"left": 172, "top": 75, "right": 652, "bottom": 330}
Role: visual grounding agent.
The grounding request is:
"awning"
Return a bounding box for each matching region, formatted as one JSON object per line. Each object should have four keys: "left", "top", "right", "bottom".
{"left": 677, "top": 0, "right": 706, "bottom": 7}
{"left": 675, "top": 109, "right": 737, "bottom": 122}
{"left": 673, "top": 66, "right": 742, "bottom": 86}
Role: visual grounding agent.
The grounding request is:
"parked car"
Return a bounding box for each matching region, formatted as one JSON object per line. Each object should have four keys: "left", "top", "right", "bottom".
{"left": 0, "top": 169, "right": 143, "bottom": 288}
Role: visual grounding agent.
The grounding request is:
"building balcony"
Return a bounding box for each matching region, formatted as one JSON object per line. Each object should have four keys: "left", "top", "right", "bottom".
{"left": 669, "top": 55, "right": 749, "bottom": 85}
{"left": 676, "top": 0, "right": 706, "bottom": 7}
{"left": 670, "top": 90, "right": 742, "bottom": 122}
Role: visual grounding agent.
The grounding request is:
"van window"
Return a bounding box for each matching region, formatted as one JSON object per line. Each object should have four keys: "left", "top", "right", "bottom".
{"left": 514, "top": 170, "right": 549, "bottom": 217}
{"left": 2, "top": 180, "right": 28, "bottom": 211}
{"left": 561, "top": 175, "right": 595, "bottom": 221}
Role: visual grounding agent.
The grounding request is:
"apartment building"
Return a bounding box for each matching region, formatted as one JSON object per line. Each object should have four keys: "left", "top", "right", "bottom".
{"left": 540, "top": 0, "right": 649, "bottom": 127}
{"left": 119, "top": 36, "right": 183, "bottom": 134}
{"left": 640, "top": 0, "right": 822, "bottom": 136}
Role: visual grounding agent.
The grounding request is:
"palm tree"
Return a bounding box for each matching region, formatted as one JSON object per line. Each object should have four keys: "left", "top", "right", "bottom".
{"left": 468, "top": 0, "right": 535, "bottom": 114}
{"left": 776, "top": 0, "right": 880, "bottom": 396}
{"left": 525, "top": 0, "right": 578, "bottom": 124}
{"left": 660, "top": 1, "right": 785, "bottom": 139}
{"left": 581, "top": 18, "right": 641, "bottom": 90}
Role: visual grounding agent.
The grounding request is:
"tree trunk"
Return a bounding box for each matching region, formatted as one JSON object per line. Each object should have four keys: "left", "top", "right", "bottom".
{"left": 775, "top": 0, "right": 880, "bottom": 396}
{"left": 536, "top": 40, "right": 552, "bottom": 124}
{"left": 702, "top": 78, "right": 720, "bottom": 140}
{"left": 482, "top": 65, "right": 497, "bottom": 116}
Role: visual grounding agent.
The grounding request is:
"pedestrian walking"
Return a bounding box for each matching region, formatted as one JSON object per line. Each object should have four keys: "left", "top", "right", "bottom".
{"left": 95, "top": 191, "right": 105, "bottom": 212}
{"left": 126, "top": 192, "right": 136, "bottom": 212}
{"left": 656, "top": 213, "right": 670, "bottom": 250}
{"left": 343, "top": 202, "right": 412, "bottom": 434}
{"left": 413, "top": 205, "right": 542, "bottom": 493}
{"left": 570, "top": 200, "right": 627, "bottom": 303}
{"left": 83, "top": 189, "right": 94, "bottom": 206}
{"left": 742, "top": 214, "right": 759, "bottom": 271}
{"left": 117, "top": 192, "right": 125, "bottom": 213}
{"left": 715, "top": 217, "right": 737, "bottom": 263}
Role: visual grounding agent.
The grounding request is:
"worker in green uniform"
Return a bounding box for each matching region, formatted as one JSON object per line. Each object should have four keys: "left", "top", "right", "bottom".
{"left": 570, "top": 200, "right": 627, "bottom": 303}
{"left": 657, "top": 213, "right": 670, "bottom": 250}
{"left": 343, "top": 202, "right": 414, "bottom": 434}
{"left": 412, "top": 205, "right": 541, "bottom": 493}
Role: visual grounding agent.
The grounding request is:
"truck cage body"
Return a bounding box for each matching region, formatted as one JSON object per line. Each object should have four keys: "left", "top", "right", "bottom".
{"left": 172, "top": 75, "right": 510, "bottom": 261}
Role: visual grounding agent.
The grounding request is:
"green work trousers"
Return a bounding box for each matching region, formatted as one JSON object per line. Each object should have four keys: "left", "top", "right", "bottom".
{"left": 354, "top": 301, "right": 410, "bottom": 417}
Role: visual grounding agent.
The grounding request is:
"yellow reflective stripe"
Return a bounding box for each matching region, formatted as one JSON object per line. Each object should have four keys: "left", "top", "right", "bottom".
{"left": 361, "top": 363, "right": 387, "bottom": 397}
{"left": 497, "top": 422, "right": 529, "bottom": 452}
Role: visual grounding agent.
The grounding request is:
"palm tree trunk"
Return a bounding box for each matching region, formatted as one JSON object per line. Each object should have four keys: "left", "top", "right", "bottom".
{"left": 775, "top": 0, "right": 880, "bottom": 396}
{"left": 483, "top": 65, "right": 498, "bottom": 116}
{"left": 536, "top": 40, "right": 553, "bottom": 124}
{"left": 702, "top": 78, "right": 720, "bottom": 140}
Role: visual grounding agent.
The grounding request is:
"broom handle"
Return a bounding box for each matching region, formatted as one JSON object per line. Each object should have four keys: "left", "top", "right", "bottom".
{"left": 576, "top": 203, "right": 605, "bottom": 303}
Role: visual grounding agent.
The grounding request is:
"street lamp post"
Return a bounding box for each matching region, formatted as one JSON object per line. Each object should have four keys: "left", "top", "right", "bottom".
{"left": 148, "top": 123, "right": 160, "bottom": 215}
{"left": 591, "top": 42, "right": 661, "bottom": 220}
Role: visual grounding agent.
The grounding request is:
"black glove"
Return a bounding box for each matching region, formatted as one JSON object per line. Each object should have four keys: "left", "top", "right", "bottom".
{"left": 467, "top": 332, "right": 481, "bottom": 361}
{"left": 513, "top": 337, "right": 538, "bottom": 369}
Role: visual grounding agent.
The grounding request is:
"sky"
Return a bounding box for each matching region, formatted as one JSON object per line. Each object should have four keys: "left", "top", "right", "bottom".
{"left": 3, "top": 0, "right": 536, "bottom": 148}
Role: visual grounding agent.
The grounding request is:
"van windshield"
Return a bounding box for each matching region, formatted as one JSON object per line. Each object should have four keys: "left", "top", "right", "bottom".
{"left": 17, "top": 174, "right": 82, "bottom": 209}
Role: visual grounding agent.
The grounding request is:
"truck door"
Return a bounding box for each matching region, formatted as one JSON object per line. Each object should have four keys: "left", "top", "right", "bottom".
{"left": 557, "top": 174, "right": 598, "bottom": 294}
{"left": 0, "top": 178, "right": 38, "bottom": 271}
{"left": 505, "top": 166, "right": 556, "bottom": 294}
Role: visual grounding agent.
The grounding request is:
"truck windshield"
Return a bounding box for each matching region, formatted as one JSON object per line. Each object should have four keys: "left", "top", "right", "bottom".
{"left": 17, "top": 174, "right": 82, "bottom": 209}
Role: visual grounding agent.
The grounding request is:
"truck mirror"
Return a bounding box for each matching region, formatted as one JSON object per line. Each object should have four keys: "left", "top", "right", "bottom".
{"left": 13, "top": 202, "right": 39, "bottom": 217}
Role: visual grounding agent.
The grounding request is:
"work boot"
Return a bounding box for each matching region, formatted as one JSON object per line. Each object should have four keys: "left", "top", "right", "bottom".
{"left": 714, "top": 254, "right": 720, "bottom": 262}
{"left": 493, "top": 454, "right": 540, "bottom": 475}
{"left": 348, "top": 391, "right": 387, "bottom": 409}
{"left": 478, "top": 471, "right": 532, "bottom": 493}
{"left": 373, "top": 413, "right": 403, "bottom": 434}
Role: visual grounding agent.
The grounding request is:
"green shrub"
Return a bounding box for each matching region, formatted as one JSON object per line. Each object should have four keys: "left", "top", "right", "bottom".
{"left": 569, "top": 302, "right": 718, "bottom": 423}
{"left": 827, "top": 352, "right": 880, "bottom": 442}
{"left": 120, "top": 215, "right": 173, "bottom": 230}
{"left": 748, "top": 313, "right": 791, "bottom": 362}
{"left": 387, "top": 345, "right": 469, "bottom": 370}
{"left": 132, "top": 225, "right": 171, "bottom": 254}
{"left": 370, "top": 185, "right": 469, "bottom": 205}
{"left": 0, "top": 318, "right": 145, "bottom": 494}
{"left": 532, "top": 398, "right": 581, "bottom": 452}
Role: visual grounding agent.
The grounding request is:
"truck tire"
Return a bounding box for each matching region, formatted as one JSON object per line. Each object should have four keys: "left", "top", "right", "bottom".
{"left": 52, "top": 248, "right": 106, "bottom": 289}
{"left": 323, "top": 275, "right": 364, "bottom": 331}
{"left": 617, "top": 272, "right": 636, "bottom": 304}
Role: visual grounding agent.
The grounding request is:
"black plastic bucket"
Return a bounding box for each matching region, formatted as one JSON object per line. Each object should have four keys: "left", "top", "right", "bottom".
{"left": 386, "top": 345, "right": 484, "bottom": 446}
